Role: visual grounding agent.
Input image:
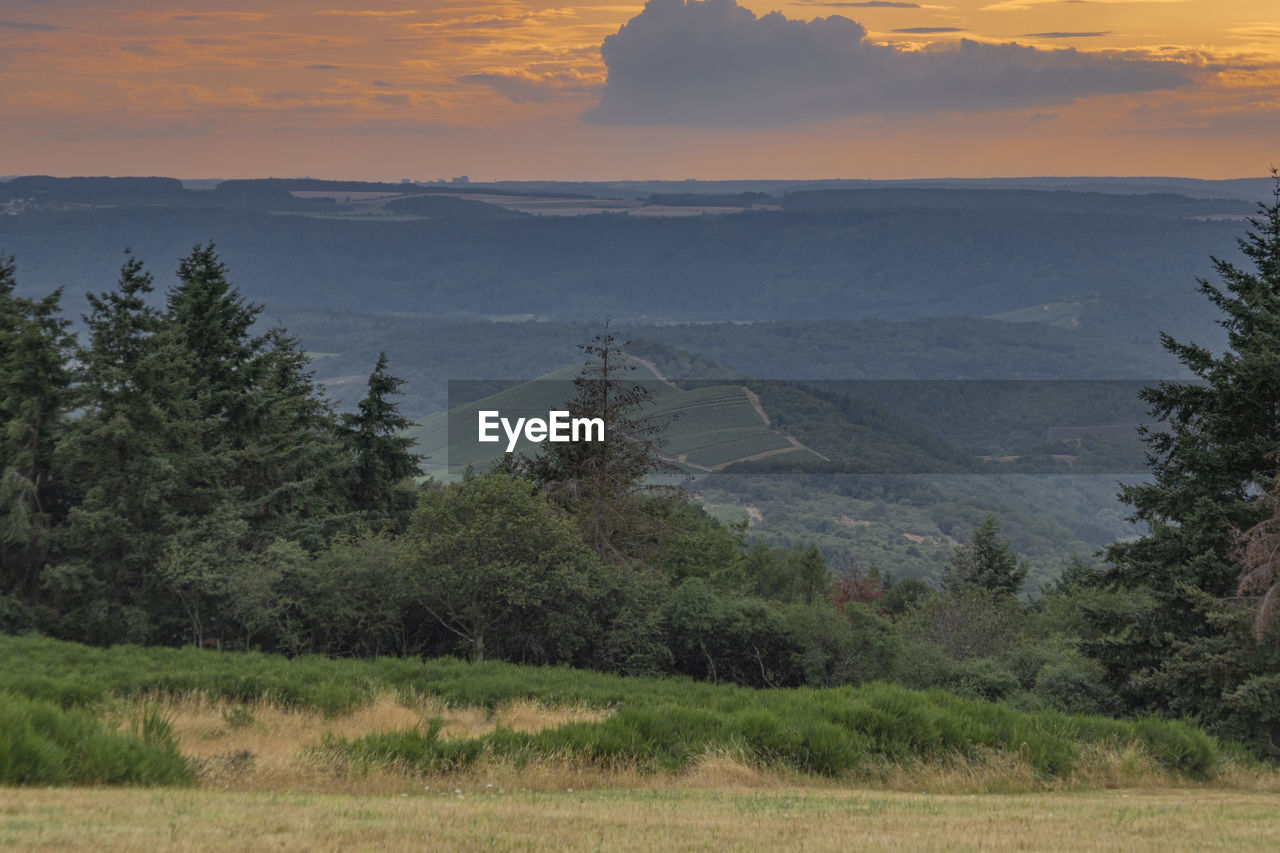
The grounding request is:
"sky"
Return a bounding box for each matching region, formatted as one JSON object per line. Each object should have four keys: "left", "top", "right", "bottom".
{"left": 1, "top": 0, "right": 1277, "bottom": 180}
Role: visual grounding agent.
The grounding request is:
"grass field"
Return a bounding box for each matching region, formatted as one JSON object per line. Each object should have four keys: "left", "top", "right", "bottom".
{"left": 0, "top": 634, "right": 1250, "bottom": 791}
{"left": 5, "top": 636, "right": 1280, "bottom": 849}
{"left": 3, "top": 786, "right": 1279, "bottom": 852}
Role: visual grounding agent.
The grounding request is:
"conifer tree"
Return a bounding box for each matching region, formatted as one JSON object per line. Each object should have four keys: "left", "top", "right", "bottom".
{"left": 237, "top": 326, "right": 353, "bottom": 548}
{"left": 152, "top": 245, "right": 352, "bottom": 642}
{"left": 523, "top": 327, "right": 680, "bottom": 562}
{"left": 1108, "top": 176, "right": 1280, "bottom": 595}
{"left": 942, "top": 515, "right": 1029, "bottom": 597}
{"left": 50, "top": 245, "right": 355, "bottom": 644}
{"left": 343, "top": 352, "right": 421, "bottom": 532}
{"left": 0, "top": 256, "right": 74, "bottom": 604}
{"left": 1102, "top": 171, "right": 1280, "bottom": 713}
{"left": 50, "top": 253, "right": 177, "bottom": 641}
{"left": 160, "top": 245, "right": 350, "bottom": 542}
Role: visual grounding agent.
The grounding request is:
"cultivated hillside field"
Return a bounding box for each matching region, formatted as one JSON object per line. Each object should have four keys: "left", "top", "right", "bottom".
{"left": 410, "top": 361, "right": 822, "bottom": 480}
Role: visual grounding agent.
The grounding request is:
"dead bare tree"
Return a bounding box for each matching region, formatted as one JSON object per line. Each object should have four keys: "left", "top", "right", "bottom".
{"left": 1236, "top": 477, "right": 1280, "bottom": 641}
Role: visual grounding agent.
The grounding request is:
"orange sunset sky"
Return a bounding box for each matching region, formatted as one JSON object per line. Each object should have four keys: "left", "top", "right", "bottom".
{"left": 1, "top": 0, "right": 1277, "bottom": 180}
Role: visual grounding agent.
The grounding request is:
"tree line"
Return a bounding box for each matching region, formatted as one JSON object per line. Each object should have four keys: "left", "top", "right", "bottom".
{"left": 1, "top": 245, "right": 420, "bottom": 645}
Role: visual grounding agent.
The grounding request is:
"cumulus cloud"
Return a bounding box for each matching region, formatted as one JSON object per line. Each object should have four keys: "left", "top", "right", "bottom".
{"left": 583, "top": 0, "right": 1194, "bottom": 126}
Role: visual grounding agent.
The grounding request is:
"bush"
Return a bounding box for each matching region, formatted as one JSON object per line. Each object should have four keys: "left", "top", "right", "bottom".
{"left": 948, "top": 658, "right": 1021, "bottom": 702}
{"left": 0, "top": 692, "right": 192, "bottom": 785}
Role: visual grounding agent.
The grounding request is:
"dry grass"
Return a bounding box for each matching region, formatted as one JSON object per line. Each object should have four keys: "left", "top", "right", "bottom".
{"left": 101, "top": 694, "right": 1280, "bottom": 798}
{"left": 4, "top": 786, "right": 1280, "bottom": 852}
{"left": 868, "top": 744, "right": 1183, "bottom": 795}
{"left": 108, "top": 693, "right": 609, "bottom": 794}
{"left": 9, "top": 694, "right": 1277, "bottom": 849}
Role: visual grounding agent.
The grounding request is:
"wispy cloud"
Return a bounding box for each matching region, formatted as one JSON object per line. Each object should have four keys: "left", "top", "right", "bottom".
{"left": 459, "top": 68, "right": 601, "bottom": 103}
{"left": 171, "top": 12, "right": 271, "bottom": 24}
{"left": 793, "top": 1, "right": 921, "bottom": 7}
{"left": 983, "top": 0, "right": 1187, "bottom": 10}
{"left": 1022, "top": 32, "right": 1112, "bottom": 39}
{"left": 1224, "top": 25, "right": 1280, "bottom": 40}
{"left": 316, "top": 9, "right": 422, "bottom": 19}
{"left": 0, "top": 21, "right": 66, "bottom": 31}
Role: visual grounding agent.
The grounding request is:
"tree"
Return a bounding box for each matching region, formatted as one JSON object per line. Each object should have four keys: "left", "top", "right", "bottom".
{"left": 236, "top": 326, "right": 353, "bottom": 551}
{"left": 396, "top": 473, "right": 604, "bottom": 663}
{"left": 830, "top": 556, "right": 885, "bottom": 613}
{"left": 522, "top": 326, "right": 681, "bottom": 562}
{"left": 153, "top": 244, "right": 261, "bottom": 538}
{"left": 50, "top": 252, "right": 176, "bottom": 641}
{"left": 52, "top": 245, "right": 355, "bottom": 644}
{"left": 343, "top": 352, "right": 421, "bottom": 531}
{"left": 163, "top": 245, "right": 351, "bottom": 545}
{"left": 155, "top": 502, "right": 248, "bottom": 649}
{"left": 1236, "top": 475, "right": 1280, "bottom": 640}
{"left": 1109, "top": 175, "right": 1280, "bottom": 595}
{"left": 1101, "top": 170, "right": 1280, "bottom": 718}
{"left": 0, "top": 256, "right": 74, "bottom": 602}
{"left": 942, "top": 515, "right": 1029, "bottom": 597}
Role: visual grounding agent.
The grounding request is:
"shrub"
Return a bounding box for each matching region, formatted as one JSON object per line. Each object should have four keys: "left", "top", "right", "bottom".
{"left": 0, "top": 692, "right": 192, "bottom": 785}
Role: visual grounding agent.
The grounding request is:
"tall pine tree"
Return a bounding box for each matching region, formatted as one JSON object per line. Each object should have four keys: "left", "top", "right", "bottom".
{"left": 50, "top": 252, "right": 177, "bottom": 641}
{"left": 51, "top": 245, "right": 355, "bottom": 645}
{"left": 343, "top": 352, "right": 421, "bottom": 532}
{"left": 1102, "top": 171, "right": 1280, "bottom": 725}
{"left": 0, "top": 256, "right": 74, "bottom": 616}
{"left": 522, "top": 327, "right": 681, "bottom": 563}
{"left": 155, "top": 245, "right": 353, "bottom": 643}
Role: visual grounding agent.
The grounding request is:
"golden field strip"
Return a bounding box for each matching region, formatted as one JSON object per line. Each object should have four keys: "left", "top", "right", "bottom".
{"left": 4, "top": 694, "right": 1280, "bottom": 850}
{"left": 3, "top": 786, "right": 1280, "bottom": 852}
{"left": 105, "top": 693, "right": 1276, "bottom": 796}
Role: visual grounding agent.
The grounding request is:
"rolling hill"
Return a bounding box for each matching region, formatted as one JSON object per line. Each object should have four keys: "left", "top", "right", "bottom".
{"left": 408, "top": 360, "right": 828, "bottom": 480}
{"left": 405, "top": 347, "right": 1146, "bottom": 593}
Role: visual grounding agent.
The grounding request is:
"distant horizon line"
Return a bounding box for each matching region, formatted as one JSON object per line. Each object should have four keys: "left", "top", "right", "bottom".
{"left": 1, "top": 173, "right": 1271, "bottom": 185}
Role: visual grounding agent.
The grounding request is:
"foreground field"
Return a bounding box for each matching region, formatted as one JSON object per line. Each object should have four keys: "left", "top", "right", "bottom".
{"left": 5, "top": 636, "right": 1280, "bottom": 849}
{"left": 3, "top": 786, "right": 1280, "bottom": 852}
{"left": 1, "top": 636, "right": 1227, "bottom": 787}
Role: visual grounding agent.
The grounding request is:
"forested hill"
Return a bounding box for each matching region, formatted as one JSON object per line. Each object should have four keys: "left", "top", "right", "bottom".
{"left": 280, "top": 314, "right": 1185, "bottom": 419}
{"left": 0, "top": 177, "right": 1251, "bottom": 348}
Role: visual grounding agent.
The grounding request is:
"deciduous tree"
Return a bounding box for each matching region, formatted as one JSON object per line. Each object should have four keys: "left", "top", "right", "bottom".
{"left": 396, "top": 473, "right": 603, "bottom": 662}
